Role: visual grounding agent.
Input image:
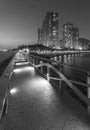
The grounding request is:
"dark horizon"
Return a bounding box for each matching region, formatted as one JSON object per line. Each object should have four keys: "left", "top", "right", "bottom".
{"left": 0, "top": 0, "right": 90, "bottom": 49}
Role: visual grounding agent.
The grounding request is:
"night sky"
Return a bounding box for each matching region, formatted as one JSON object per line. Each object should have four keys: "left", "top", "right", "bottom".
{"left": 0, "top": 0, "right": 90, "bottom": 49}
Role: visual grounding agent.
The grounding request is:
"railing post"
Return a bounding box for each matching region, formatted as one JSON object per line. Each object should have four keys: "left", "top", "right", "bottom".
{"left": 40, "top": 61, "right": 43, "bottom": 72}
{"left": 59, "top": 56, "right": 61, "bottom": 62}
{"left": 34, "top": 58, "right": 36, "bottom": 65}
{"left": 59, "top": 79, "right": 61, "bottom": 92}
{"left": 47, "top": 66, "right": 50, "bottom": 82}
{"left": 66, "top": 55, "right": 68, "bottom": 62}
{"left": 87, "top": 72, "right": 90, "bottom": 114}
{"left": 35, "top": 58, "right": 38, "bottom": 65}
{"left": 35, "top": 58, "right": 37, "bottom": 65}
{"left": 33, "top": 57, "right": 35, "bottom": 66}
{"left": 61, "top": 55, "right": 64, "bottom": 63}
{"left": 59, "top": 66, "right": 63, "bottom": 93}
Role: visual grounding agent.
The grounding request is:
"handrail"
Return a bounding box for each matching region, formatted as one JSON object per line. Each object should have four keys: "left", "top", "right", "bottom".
{"left": 34, "top": 63, "right": 88, "bottom": 103}
{"left": 25, "top": 54, "right": 88, "bottom": 88}
{"left": 0, "top": 71, "right": 13, "bottom": 124}
{"left": 62, "top": 63, "right": 88, "bottom": 73}
{"left": 27, "top": 54, "right": 58, "bottom": 65}
{"left": 27, "top": 53, "right": 88, "bottom": 73}
{"left": 70, "top": 80, "right": 88, "bottom": 88}
{"left": 25, "top": 53, "right": 89, "bottom": 105}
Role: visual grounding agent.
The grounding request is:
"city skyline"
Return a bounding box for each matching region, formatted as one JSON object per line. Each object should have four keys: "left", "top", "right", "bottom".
{"left": 38, "top": 12, "right": 59, "bottom": 47}
{"left": 0, "top": 0, "right": 90, "bottom": 49}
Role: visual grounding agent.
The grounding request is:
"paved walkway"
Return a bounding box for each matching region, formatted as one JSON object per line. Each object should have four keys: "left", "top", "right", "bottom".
{"left": 0, "top": 52, "right": 90, "bottom": 130}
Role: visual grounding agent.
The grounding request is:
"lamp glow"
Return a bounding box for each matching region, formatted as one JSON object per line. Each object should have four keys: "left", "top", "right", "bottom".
{"left": 15, "top": 62, "right": 29, "bottom": 66}
{"left": 10, "top": 88, "right": 18, "bottom": 95}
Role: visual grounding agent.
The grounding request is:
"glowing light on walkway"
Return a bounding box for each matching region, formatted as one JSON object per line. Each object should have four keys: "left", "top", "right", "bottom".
{"left": 25, "top": 76, "right": 53, "bottom": 94}
{"left": 10, "top": 88, "right": 18, "bottom": 95}
{"left": 13, "top": 68, "right": 24, "bottom": 73}
{"left": 13, "top": 66, "right": 35, "bottom": 74}
{"left": 15, "top": 62, "right": 29, "bottom": 66}
{"left": 24, "top": 76, "right": 54, "bottom": 105}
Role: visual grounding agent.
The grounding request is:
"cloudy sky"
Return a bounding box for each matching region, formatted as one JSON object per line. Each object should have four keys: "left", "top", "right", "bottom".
{"left": 0, "top": 0, "right": 90, "bottom": 49}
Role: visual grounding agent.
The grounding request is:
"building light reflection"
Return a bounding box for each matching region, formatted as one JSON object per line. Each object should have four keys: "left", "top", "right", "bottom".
{"left": 79, "top": 47, "right": 82, "bottom": 50}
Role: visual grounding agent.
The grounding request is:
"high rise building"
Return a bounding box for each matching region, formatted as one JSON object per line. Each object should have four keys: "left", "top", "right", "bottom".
{"left": 41, "top": 20, "right": 47, "bottom": 45}
{"left": 63, "top": 23, "right": 73, "bottom": 49}
{"left": 46, "top": 12, "right": 59, "bottom": 47}
{"left": 38, "top": 12, "right": 59, "bottom": 47}
{"left": 38, "top": 28, "right": 42, "bottom": 44}
{"left": 63, "top": 23, "right": 79, "bottom": 49}
{"left": 72, "top": 27, "right": 79, "bottom": 49}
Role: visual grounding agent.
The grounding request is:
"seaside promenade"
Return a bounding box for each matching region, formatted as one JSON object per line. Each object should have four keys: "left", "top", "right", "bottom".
{"left": 0, "top": 52, "right": 89, "bottom": 130}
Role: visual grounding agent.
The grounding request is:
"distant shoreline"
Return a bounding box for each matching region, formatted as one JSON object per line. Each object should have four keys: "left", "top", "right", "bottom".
{"left": 0, "top": 56, "right": 13, "bottom": 77}
{"left": 0, "top": 51, "right": 15, "bottom": 77}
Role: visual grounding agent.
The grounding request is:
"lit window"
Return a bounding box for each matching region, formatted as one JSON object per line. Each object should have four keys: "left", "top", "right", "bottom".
{"left": 53, "top": 32, "right": 56, "bottom": 35}
{"left": 53, "top": 30, "right": 56, "bottom": 33}
{"left": 53, "top": 27, "right": 56, "bottom": 29}
{"left": 53, "top": 18, "right": 56, "bottom": 21}
{"left": 56, "top": 17, "right": 59, "bottom": 20}
{"left": 53, "top": 14, "right": 56, "bottom": 16}
{"left": 65, "top": 26, "right": 67, "bottom": 28}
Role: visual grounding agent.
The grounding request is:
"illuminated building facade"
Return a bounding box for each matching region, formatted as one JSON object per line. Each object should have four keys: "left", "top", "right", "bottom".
{"left": 63, "top": 23, "right": 73, "bottom": 49}
{"left": 38, "top": 28, "right": 42, "bottom": 44}
{"left": 38, "top": 12, "right": 59, "bottom": 47}
{"left": 79, "top": 38, "right": 90, "bottom": 50}
{"left": 72, "top": 27, "right": 79, "bottom": 49}
{"left": 63, "top": 23, "right": 79, "bottom": 49}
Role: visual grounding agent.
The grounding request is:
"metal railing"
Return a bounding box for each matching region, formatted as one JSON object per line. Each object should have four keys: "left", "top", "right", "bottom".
{"left": 0, "top": 53, "right": 17, "bottom": 129}
{"left": 0, "top": 71, "right": 13, "bottom": 130}
{"left": 24, "top": 53, "right": 90, "bottom": 114}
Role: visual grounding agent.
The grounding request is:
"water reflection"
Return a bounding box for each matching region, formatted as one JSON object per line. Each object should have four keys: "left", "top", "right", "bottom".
{"left": 65, "top": 54, "right": 90, "bottom": 71}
